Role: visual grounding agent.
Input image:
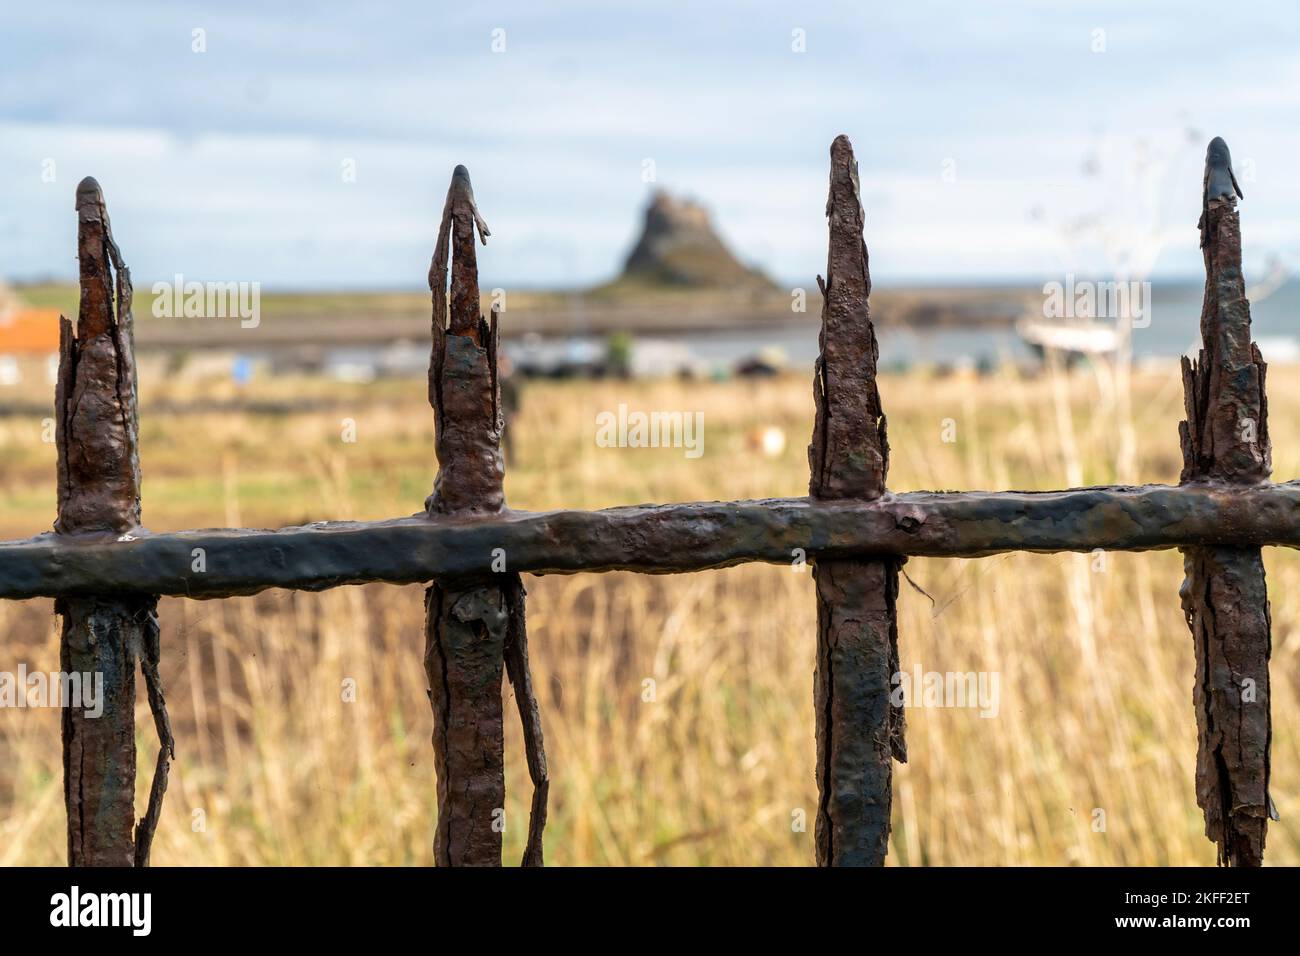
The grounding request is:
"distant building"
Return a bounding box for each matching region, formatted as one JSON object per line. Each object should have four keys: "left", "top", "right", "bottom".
{"left": 0, "top": 296, "right": 61, "bottom": 387}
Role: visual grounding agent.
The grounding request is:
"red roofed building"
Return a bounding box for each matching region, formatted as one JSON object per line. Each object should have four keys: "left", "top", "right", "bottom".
{"left": 0, "top": 302, "right": 62, "bottom": 386}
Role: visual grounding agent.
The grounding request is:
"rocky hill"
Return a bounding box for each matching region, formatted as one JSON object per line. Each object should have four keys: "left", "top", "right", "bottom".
{"left": 611, "top": 191, "right": 774, "bottom": 291}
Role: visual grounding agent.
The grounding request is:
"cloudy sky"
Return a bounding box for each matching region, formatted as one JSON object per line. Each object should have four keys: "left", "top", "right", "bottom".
{"left": 2, "top": 1, "right": 1298, "bottom": 289}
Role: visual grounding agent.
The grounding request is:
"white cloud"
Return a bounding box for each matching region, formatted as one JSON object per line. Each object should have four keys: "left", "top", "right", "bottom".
{"left": 2, "top": 1, "right": 1298, "bottom": 286}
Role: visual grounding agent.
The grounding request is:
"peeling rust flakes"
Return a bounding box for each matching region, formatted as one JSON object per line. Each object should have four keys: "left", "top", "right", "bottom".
{"left": 134, "top": 603, "right": 173, "bottom": 867}
{"left": 814, "top": 558, "right": 903, "bottom": 866}
{"left": 56, "top": 177, "right": 141, "bottom": 536}
{"left": 428, "top": 164, "right": 503, "bottom": 518}
{"left": 1179, "top": 143, "right": 1273, "bottom": 867}
{"left": 58, "top": 597, "right": 140, "bottom": 867}
{"left": 809, "top": 135, "right": 903, "bottom": 868}
{"left": 423, "top": 166, "right": 547, "bottom": 866}
{"left": 503, "top": 578, "right": 548, "bottom": 867}
{"left": 810, "top": 135, "right": 888, "bottom": 502}
{"left": 424, "top": 579, "right": 507, "bottom": 867}
{"left": 1181, "top": 203, "right": 1270, "bottom": 487}
{"left": 54, "top": 179, "right": 169, "bottom": 868}
{"left": 1182, "top": 547, "right": 1272, "bottom": 866}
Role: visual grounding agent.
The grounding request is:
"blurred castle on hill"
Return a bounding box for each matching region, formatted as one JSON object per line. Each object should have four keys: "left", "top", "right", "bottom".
{"left": 612, "top": 191, "right": 775, "bottom": 291}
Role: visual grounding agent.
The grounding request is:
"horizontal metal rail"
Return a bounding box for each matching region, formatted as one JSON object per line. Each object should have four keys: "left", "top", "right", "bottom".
{"left": 2, "top": 481, "right": 1297, "bottom": 600}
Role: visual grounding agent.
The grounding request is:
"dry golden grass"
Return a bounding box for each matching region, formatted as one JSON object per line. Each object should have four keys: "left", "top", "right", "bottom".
{"left": 1, "top": 363, "right": 1297, "bottom": 865}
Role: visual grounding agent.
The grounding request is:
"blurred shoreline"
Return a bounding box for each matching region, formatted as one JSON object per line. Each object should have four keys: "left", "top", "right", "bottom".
{"left": 6, "top": 278, "right": 1299, "bottom": 383}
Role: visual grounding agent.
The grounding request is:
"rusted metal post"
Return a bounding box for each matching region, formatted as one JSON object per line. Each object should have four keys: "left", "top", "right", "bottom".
{"left": 56, "top": 177, "right": 171, "bottom": 867}
{"left": 424, "top": 166, "right": 547, "bottom": 867}
{"left": 1179, "top": 137, "right": 1274, "bottom": 867}
{"left": 808, "top": 136, "right": 905, "bottom": 866}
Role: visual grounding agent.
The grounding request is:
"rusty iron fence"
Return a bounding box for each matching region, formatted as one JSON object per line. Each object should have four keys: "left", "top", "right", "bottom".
{"left": 0, "top": 135, "right": 1285, "bottom": 867}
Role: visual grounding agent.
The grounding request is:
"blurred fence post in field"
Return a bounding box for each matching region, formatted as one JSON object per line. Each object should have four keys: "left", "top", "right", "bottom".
{"left": 1178, "top": 138, "right": 1275, "bottom": 866}
{"left": 808, "top": 136, "right": 905, "bottom": 866}
{"left": 424, "top": 166, "right": 548, "bottom": 866}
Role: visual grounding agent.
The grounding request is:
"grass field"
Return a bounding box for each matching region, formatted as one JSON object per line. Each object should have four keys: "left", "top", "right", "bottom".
{"left": 1, "top": 363, "right": 1297, "bottom": 865}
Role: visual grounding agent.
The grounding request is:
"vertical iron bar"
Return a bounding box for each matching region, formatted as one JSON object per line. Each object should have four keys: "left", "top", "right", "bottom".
{"left": 809, "top": 136, "right": 905, "bottom": 867}
{"left": 424, "top": 166, "right": 547, "bottom": 866}
{"left": 1178, "top": 137, "right": 1274, "bottom": 866}
{"left": 55, "top": 177, "right": 159, "bottom": 866}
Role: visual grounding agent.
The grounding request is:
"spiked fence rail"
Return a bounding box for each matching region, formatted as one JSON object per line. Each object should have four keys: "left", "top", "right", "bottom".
{"left": 0, "top": 136, "right": 1281, "bottom": 867}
